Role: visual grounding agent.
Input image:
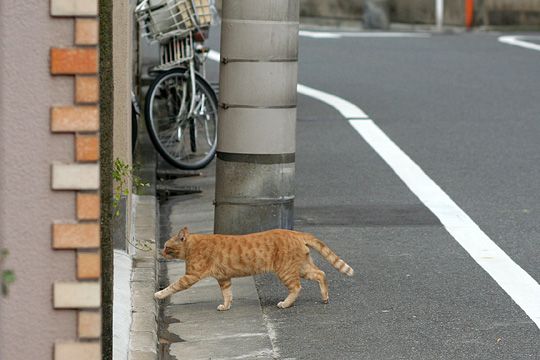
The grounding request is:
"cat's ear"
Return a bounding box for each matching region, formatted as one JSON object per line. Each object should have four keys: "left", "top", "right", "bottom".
{"left": 177, "top": 227, "right": 189, "bottom": 241}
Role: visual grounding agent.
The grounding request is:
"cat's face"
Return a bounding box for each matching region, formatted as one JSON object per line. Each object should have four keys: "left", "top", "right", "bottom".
{"left": 162, "top": 227, "right": 188, "bottom": 259}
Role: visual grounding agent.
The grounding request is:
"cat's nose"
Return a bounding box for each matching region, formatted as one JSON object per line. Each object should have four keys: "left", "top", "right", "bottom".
{"left": 162, "top": 248, "right": 173, "bottom": 258}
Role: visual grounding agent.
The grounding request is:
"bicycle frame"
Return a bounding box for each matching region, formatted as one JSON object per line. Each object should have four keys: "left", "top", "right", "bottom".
{"left": 187, "top": 58, "right": 197, "bottom": 118}
{"left": 169, "top": 54, "right": 206, "bottom": 140}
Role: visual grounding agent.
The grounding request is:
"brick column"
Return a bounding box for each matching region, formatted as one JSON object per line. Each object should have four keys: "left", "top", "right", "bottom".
{"left": 49, "top": 0, "right": 101, "bottom": 358}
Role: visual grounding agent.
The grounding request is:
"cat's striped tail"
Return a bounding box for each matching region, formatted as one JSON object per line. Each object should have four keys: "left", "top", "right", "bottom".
{"left": 304, "top": 235, "right": 354, "bottom": 276}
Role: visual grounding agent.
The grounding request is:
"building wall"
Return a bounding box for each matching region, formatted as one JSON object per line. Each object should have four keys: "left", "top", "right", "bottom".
{"left": 113, "top": 0, "right": 135, "bottom": 251}
{"left": 392, "top": 0, "right": 540, "bottom": 26}
{"left": 486, "top": 0, "right": 540, "bottom": 11}
{"left": 484, "top": 0, "right": 540, "bottom": 26}
{"left": 300, "top": 0, "right": 364, "bottom": 19}
{"left": 0, "top": 1, "right": 101, "bottom": 359}
{"left": 299, "top": 0, "right": 540, "bottom": 26}
{"left": 113, "top": 0, "right": 134, "bottom": 166}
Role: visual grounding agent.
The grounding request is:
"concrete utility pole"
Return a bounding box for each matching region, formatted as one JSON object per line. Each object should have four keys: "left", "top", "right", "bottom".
{"left": 214, "top": 0, "right": 299, "bottom": 234}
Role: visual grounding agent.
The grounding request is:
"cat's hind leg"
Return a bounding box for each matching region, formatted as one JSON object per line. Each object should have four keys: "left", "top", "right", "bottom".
{"left": 301, "top": 257, "right": 329, "bottom": 304}
{"left": 154, "top": 274, "right": 200, "bottom": 300}
{"left": 217, "top": 278, "right": 233, "bottom": 311}
{"left": 276, "top": 271, "right": 302, "bottom": 309}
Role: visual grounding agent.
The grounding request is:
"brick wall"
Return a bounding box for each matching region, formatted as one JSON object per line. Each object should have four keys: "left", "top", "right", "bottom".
{"left": 49, "top": 0, "right": 102, "bottom": 358}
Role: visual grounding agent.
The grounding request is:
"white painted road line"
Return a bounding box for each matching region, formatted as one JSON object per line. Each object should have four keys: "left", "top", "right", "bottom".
{"left": 299, "top": 30, "right": 431, "bottom": 39}
{"left": 349, "top": 119, "right": 540, "bottom": 329}
{"left": 297, "top": 84, "right": 368, "bottom": 119}
{"left": 208, "top": 48, "right": 540, "bottom": 329}
{"left": 498, "top": 35, "right": 540, "bottom": 52}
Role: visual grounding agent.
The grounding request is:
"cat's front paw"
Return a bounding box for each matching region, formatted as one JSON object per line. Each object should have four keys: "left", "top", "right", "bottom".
{"left": 154, "top": 290, "right": 168, "bottom": 300}
{"left": 217, "top": 304, "right": 231, "bottom": 311}
{"left": 277, "top": 301, "right": 289, "bottom": 309}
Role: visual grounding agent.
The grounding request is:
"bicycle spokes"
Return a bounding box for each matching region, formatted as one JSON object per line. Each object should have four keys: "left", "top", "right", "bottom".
{"left": 145, "top": 68, "right": 218, "bottom": 170}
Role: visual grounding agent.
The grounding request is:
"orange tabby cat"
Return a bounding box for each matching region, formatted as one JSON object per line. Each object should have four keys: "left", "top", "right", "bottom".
{"left": 155, "top": 227, "right": 354, "bottom": 310}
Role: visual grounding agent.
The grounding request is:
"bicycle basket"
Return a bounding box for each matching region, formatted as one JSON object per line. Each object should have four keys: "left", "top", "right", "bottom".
{"left": 136, "top": 0, "right": 213, "bottom": 42}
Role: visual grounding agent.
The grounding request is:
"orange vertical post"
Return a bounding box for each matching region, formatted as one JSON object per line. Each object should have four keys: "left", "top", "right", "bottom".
{"left": 465, "top": 0, "right": 474, "bottom": 29}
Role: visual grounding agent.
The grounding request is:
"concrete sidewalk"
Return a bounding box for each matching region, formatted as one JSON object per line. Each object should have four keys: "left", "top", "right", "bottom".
{"left": 156, "top": 163, "right": 276, "bottom": 360}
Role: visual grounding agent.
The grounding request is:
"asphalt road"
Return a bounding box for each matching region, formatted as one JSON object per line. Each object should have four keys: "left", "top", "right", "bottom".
{"left": 254, "top": 31, "right": 540, "bottom": 359}
{"left": 206, "top": 30, "right": 540, "bottom": 359}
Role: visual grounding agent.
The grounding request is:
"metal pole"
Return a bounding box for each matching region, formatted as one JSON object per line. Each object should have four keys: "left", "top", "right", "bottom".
{"left": 465, "top": 0, "right": 475, "bottom": 30}
{"left": 436, "top": 0, "right": 444, "bottom": 31}
{"left": 214, "top": 0, "right": 299, "bottom": 235}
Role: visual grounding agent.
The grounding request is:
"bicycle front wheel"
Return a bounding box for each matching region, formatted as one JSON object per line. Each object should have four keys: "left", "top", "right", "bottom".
{"left": 144, "top": 68, "right": 218, "bottom": 170}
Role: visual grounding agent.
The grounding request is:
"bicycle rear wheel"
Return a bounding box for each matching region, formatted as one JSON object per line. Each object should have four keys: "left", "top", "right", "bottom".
{"left": 144, "top": 68, "right": 218, "bottom": 170}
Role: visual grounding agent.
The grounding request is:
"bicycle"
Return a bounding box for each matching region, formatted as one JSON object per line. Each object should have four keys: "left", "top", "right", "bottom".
{"left": 135, "top": 0, "right": 218, "bottom": 170}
